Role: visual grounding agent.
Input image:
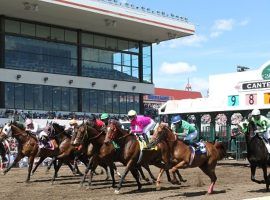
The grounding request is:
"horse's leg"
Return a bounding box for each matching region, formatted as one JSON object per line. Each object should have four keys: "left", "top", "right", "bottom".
{"left": 66, "top": 160, "right": 76, "bottom": 175}
{"left": 52, "top": 159, "right": 62, "bottom": 184}
{"left": 142, "top": 164, "right": 157, "bottom": 183}
{"left": 3, "top": 153, "right": 23, "bottom": 175}
{"left": 46, "top": 157, "right": 56, "bottom": 173}
{"left": 130, "top": 168, "right": 142, "bottom": 191}
{"left": 138, "top": 165, "right": 149, "bottom": 182}
{"left": 80, "top": 157, "right": 92, "bottom": 187}
{"left": 199, "top": 164, "right": 217, "bottom": 194}
{"left": 262, "top": 165, "right": 269, "bottom": 190}
{"left": 32, "top": 157, "right": 46, "bottom": 175}
{"left": 26, "top": 155, "right": 35, "bottom": 183}
{"left": 175, "top": 170, "right": 187, "bottom": 182}
{"left": 250, "top": 164, "right": 264, "bottom": 184}
{"left": 165, "top": 170, "right": 172, "bottom": 182}
{"left": 113, "top": 163, "right": 121, "bottom": 178}
{"left": 109, "top": 164, "right": 116, "bottom": 188}
{"left": 115, "top": 161, "right": 137, "bottom": 194}
{"left": 156, "top": 168, "right": 166, "bottom": 190}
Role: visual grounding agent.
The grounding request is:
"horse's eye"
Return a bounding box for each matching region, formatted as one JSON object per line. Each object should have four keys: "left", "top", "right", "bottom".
{"left": 4, "top": 129, "right": 7, "bottom": 131}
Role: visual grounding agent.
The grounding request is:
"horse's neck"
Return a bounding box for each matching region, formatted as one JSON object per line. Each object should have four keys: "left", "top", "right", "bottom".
{"left": 11, "top": 126, "right": 28, "bottom": 143}
{"left": 86, "top": 127, "right": 104, "bottom": 145}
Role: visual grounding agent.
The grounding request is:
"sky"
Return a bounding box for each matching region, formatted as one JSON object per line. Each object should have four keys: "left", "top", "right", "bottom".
{"left": 120, "top": 0, "right": 270, "bottom": 96}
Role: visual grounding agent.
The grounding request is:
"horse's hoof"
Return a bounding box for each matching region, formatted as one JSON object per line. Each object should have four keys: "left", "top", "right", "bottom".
{"left": 114, "top": 190, "right": 120, "bottom": 194}
{"left": 156, "top": 186, "right": 161, "bottom": 191}
{"left": 181, "top": 179, "right": 187, "bottom": 183}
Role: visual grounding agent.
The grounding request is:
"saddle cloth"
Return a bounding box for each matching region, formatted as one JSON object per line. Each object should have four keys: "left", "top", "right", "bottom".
{"left": 189, "top": 142, "right": 207, "bottom": 165}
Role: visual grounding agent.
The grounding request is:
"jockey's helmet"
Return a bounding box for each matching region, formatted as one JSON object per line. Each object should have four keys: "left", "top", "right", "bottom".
{"left": 171, "top": 115, "right": 182, "bottom": 124}
{"left": 88, "top": 114, "right": 96, "bottom": 121}
{"left": 101, "top": 113, "right": 109, "bottom": 120}
{"left": 69, "top": 119, "right": 77, "bottom": 125}
{"left": 251, "top": 109, "right": 260, "bottom": 116}
{"left": 25, "top": 118, "right": 33, "bottom": 126}
{"left": 128, "top": 110, "right": 137, "bottom": 117}
{"left": 127, "top": 110, "right": 137, "bottom": 121}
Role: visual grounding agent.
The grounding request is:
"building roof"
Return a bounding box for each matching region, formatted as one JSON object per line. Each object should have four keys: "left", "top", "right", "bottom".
{"left": 0, "top": 0, "right": 194, "bottom": 43}
{"left": 155, "top": 88, "right": 202, "bottom": 100}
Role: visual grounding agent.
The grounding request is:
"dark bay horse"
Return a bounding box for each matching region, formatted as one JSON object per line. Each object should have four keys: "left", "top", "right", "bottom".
{"left": 244, "top": 120, "right": 270, "bottom": 190}
{"left": 0, "top": 121, "right": 38, "bottom": 182}
{"left": 72, "top": 123, "right": 118, "bottom": 187}
{"left": 103, "top": 120, "right": 186, "bottom": 193}
{"left": 152, "top": 124, "right": 226, "bottom": 194}
{"left": 31, "top": 123, "right": 88, "bottom": 182}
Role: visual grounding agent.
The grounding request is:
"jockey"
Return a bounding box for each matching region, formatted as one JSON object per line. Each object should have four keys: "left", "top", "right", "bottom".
{"left": 171, "top": 115, "right": 198, "bottom": 145}
{"left": 87, "top": 114, "right": 105, "bottom": 132}
{"left": 127, "top": 110, "right": 156, "bottom": 145}
{"left": 65, "top": 119, "right": 78, "bottom": 135}
{"left": 25, "top": 118, "right": 43, "bottom": 137}
{"left": 100, "top": 113, "right": 110, "bottom": 126}
{"left": 250, "top": 109, "right": 270, "bottom": 142}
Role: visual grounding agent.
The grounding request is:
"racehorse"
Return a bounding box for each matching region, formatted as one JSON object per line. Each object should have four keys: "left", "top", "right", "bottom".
{"left": 151, "top": 123, "right": 226, "bottom": 194}
{"left": 31, "top": 123, "right": 88, "bottom": 182}
{"left": 72, "top": 123, "right": 119, "bottom": 187}
{"left": 103, "top": 120, "right": 187, "bottom": 193}
{"left": 245, "top": 120, "right": 270, "bottom": 190}
{"left": 0, "top": 121, "right": 38, "bottom": 182}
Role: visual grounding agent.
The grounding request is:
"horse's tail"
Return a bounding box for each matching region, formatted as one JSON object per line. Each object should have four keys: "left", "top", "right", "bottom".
{"left": 214, "top": 141, "right": 227, "bottom": 160}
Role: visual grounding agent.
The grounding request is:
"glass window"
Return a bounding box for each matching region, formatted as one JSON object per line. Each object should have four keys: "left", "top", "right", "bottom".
{"left": 5, "top": 36, "right": 78, "bottom": 75}
{"left": 94, "top": 35, "right": 105, "bottom": 48}
{"left": 132, "top": 55, "right": 139, "bottom": 67}
{"left": 143, "top": 43, "right": 151, "bottom": 56}
{"left": 105, "top": 91, "right": 112, "bottom": 113}
{"left": 127, "top": 94, "right": 134, "bottom": 111}
{"left": 82, "top": 89, "right": 90, "bottom": 112}
{"left": 113, "top": 53, "right": 121, "bottom": 65}
{"left": 89, "top": 90, "right": 98, "bottom": 113}
{"left": 25, "top": 85, "right": 33, "bottom": 109}
{"left": 21, "top": 22, "right": 35, "bottom": 36}
{"left": 33, "top": 85, "right": 43, "bottom": 110}
{"left": 5, "top": 83, "right": 14, "bottom": 108}
{"left": 61, "top": 87, "right": 70, "bottom": 111}
{"left": 97, "top": 90, "right": 105, "bottom": 113}
{"left": 106, "top": 37, "right": 117, "bottom": 50}
{"left": 44, "top": 86, "right": 52, "bottom": 110}
{"left": 132, "top": 67, "right": 139, "bottom": 79}
{"left": 51, "top": 27, "right": 64, "bottom": 41}
{"left": 113, "top": 92, "right": 119, "bottom": 114}
{"left": 14, "top": 84, "right": 24, "bottom": 109}
{"left": 123, "top": 53, "right": 131, "bottom": 66}
{"left": 53, "top": 87, "right": 61, "bottom": 111}
{"left": 5, "top": 20, "right": 20, "bottom": 34}
{"left": 65, "top": 30, "right": 77, "bottom": 43}
{"left": 118, "top": 40, "right": 128, "bottom": 51}
{"left": 82, "top": 47, "right": 99, "bottom": 61}
{"left": 70, "top": 88, "right": 78, "bottom": 112}
{"left": 99, "top": 50, "right": 113, "bottom": 63}
{"left": 134, "top": 94, "right": 140, "bottom": 113}
{"left": 129, "top": 41, "right": 139, "bottom": 53}
{"left": 119, "top": 92, "right": 127, "bottom": 114}
{"left": 36, "top": 25, "right": 50, "bottom": 39}
{"left": 82, "top": 33, "right": 93, "bottom": 46}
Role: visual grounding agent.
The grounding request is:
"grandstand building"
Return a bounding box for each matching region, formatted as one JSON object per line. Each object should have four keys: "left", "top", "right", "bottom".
{"left": 0, "top": 0, "right": 195, "bottom": 116}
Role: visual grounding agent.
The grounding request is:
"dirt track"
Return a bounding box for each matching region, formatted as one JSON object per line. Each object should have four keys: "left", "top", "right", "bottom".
{"left": 0, "top": 160, "right": 270, "bottom": 200}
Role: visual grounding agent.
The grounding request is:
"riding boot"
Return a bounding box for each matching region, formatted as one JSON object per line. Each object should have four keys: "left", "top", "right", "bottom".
{"left": 143, "top": 134, "right": 149, "bottom": 145}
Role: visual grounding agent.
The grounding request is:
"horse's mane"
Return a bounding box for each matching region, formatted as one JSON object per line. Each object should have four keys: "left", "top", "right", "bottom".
{"left": 12, "top": 121, "right": 25, "bottom": 130}
{"left": 110, "top": 119, "right": 122, "bottom": 130}
{"left": 52, "top": 122, "right": 65, "bottom": 131}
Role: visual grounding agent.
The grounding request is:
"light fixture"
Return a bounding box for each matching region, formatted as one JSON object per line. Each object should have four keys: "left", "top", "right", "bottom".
{"left": 23, "top": 2, "right": 39, "bottom": 12}
{"left": 155, "top": 39, "right": 160, "bottom": 45}
{"left": 16, "top": 74, "right": 21, "bottom": 80}
{"left": 43, "top": 77, "right": 48, "bottom": 83}
{"left": 69, "top": 80, "right": 73, "bottom": 84}
{"left": 132, "top": 86, "right": 136, "bottom": 90}
{"left": 91, "top": 81, "right": 96, "bottom": 87}
{"left": 113, "top": 84, "right": 117, "bottom": 89}
{"left": 105, "top": 19, "right": 117, "bottom": 28}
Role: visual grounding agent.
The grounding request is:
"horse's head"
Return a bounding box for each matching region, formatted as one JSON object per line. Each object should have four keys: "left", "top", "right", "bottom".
{"left": 104, "top": 120, "right": 122, "bottom": 144}
{"left": 247, "top": 120, "right": 257, "bottom": 138}
{"left": 152, "top": 123, "right": 172, "bottom": 142}
{"left": 72, "top": 123, "right": 87, "bottom": 146}
{"left": 0, "top": 123, "right": 12, "bottom": 141}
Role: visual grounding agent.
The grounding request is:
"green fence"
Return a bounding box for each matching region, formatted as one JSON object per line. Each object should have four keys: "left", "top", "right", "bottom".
{"left": 199, "top": 124, "right": 247, "bottom": 160}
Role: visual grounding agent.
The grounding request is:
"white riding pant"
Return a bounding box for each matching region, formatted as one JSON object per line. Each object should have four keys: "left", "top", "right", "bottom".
{"left": 184, "top": 130, "right": 198, "bottom": 142}
{"left": 143, "top": 119, "right": 156, "bottom": 138}
{"left": 263, "top": 127, "right": 270, "bottom": 140}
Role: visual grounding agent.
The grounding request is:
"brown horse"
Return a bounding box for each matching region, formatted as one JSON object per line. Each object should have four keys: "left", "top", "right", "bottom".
{"left": 0, "top": 121, "right": 38, "bottom": 182}
{"left": 152, "top": 123, "right": 226, "bottom": 194}
{"left": 31, "top": 123, "right": 88, "bottom": 182}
